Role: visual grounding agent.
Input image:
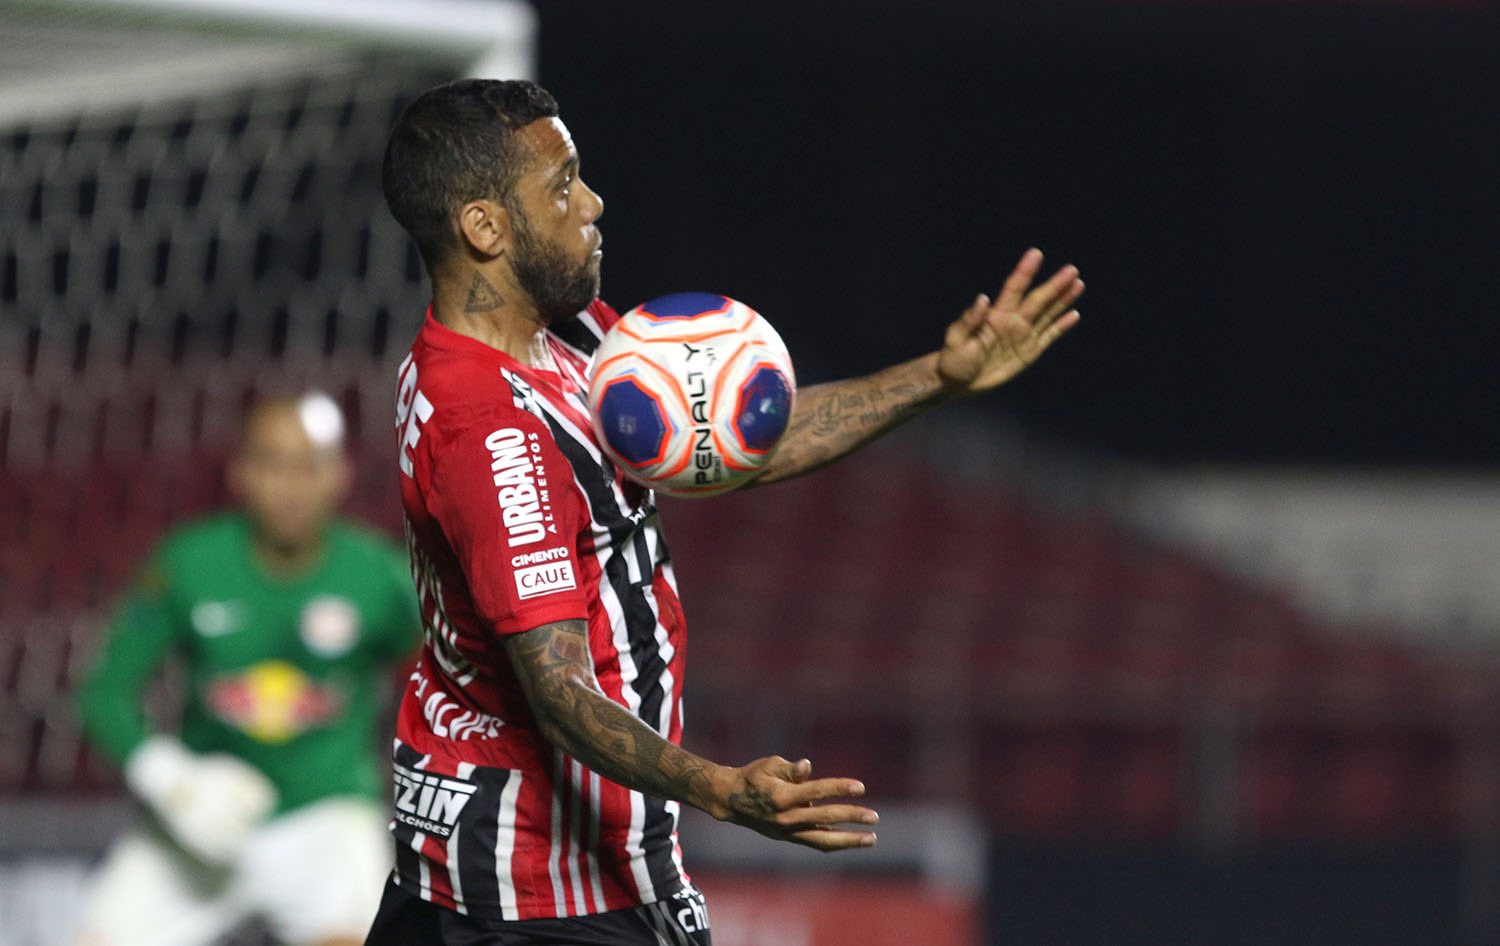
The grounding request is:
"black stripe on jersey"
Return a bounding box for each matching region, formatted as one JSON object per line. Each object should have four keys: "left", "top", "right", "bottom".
{"left": 391, "top": 742, "right": 427, "bottom": 888}
{"left": 537, "top": 421, "right": 671, "bottom": 731}
{"left": 549, "top": 314, "right": 602, "bottom": 355}
{"left": 508, "top": 377, "right": 683, "bottom": 902}
{"left": 609, "top": 527, "right": 679, "bottom": 902}
{"left": 455, "top": 765, "right": 510, "bottom": 915}
{"left": 505, "top": 375, "right": 671, "bottom": 735}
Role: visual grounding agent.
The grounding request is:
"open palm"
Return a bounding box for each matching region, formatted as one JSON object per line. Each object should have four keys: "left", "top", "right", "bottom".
{"left": 937, "top": 248, "right": 1083, "bottom": 393}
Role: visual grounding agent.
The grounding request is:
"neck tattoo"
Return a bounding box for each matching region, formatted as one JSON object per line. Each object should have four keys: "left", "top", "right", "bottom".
{"left": 464, "top": 272, "right": 506, "bottom": 313}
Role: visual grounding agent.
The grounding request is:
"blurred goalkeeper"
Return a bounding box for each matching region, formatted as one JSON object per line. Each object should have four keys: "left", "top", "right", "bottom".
{"left": 75, "top": 392, "right": 420, "bottom": 946}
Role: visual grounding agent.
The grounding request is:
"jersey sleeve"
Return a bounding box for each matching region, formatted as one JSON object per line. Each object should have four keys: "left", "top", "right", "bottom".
{"left": 76, "top": 551, "right": 182, "bottom": 764}
{"left": 428, "top": 408, "right": 590, "bottom": 637}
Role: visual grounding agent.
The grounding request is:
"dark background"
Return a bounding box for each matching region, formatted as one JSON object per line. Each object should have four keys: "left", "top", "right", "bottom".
{"left": 534, "top": 1, "right": 1500, "bottom": 467}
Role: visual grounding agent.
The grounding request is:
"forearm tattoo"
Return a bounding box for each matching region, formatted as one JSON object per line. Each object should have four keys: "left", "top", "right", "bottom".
{"left": 505, "top": 621, "right": 718, "bottom": 811}
{"left": 757, "top": 361, "right": 941, "bottom": 483}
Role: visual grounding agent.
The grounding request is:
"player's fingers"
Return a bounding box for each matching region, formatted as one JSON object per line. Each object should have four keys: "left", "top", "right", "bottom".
{"left": 778, "top": 776, "right": 866, "bottom": 807}
{"left": 962, "top": 293, "right": 989, "bottom": 328}
{"left": 787, "top": 829, "right": 879, "bottom": 852}
{"left": 775, "top": 804, "right": 879, "bottom": 828}
{"left": 1035, "top": 311, "right": 1081, "bottom": 350}
{"left": 995, "top": 248, "right": 1043, "bottom": 311}
{"left": 1014, "top": 264, "right": 1080, "bottom": 322}
{"left": 759, "top": 755, "right": 800, "bottom": 781}
{"left": 947, "top": 295, "right": 988, "bottom": 347}
{"left": 1027, "top": 279, "right": 1085, "bottom": 334}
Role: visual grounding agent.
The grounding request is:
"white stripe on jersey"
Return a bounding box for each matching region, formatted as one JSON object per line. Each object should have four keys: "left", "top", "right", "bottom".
{"left": 498, "top": 362, "right": 684, "bottom": 908}
{"left": 549, "top": 337, "right": 594, "bottom": 390}
{"left": 546, "top": 309, "right": 607, "bottom": 368}
{"left": 448, "top": 761, "right": 476, "bottom": 914}
{"left": 495, "top": 769, "right": 524, "bottom": 921}
{"left": 586, "top": 769, "right": 607, "bottom": 912}
{"left": 412, "top": 754, "right": 433, "bottom": 901}
{"left": 547, "top": 751, "right": 569, "bottom": 918}
{"left": 638, "top": 574, "right": 688, "bottom": 888}
{"left": 574, "top": 308, "right": 607, "bottom": 345}
{"left": 639, "top": 578, "right": 678, "bottom": 738}
{"left": 411, "top": 828, "right": 432, "bottom": 901}
{"left": 502, "top": 365, "right": 660, "bottom": 902}
{"left": 666, "top": 799, "right": 688, "bottom": 885}
{"left": 588, "top": 541, "right": 656, "bottom": 904}
{"left": 627, "top": 790, "right": 654, "bottom": 905}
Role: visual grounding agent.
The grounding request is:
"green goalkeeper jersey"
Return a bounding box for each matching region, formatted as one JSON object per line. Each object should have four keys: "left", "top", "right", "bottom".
{"left": 78, "top": 512, "right": 420, "bottom": 815}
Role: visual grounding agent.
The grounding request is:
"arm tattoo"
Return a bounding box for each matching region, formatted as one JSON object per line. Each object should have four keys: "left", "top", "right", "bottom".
{"left": 464, "top": 272, "right": 506, "bottom": 313}
{"left": 505, "top": 621, "right": 719, "bottom": 812}
{"left": 755, "top": 357, "right": 943, "bottom": 484}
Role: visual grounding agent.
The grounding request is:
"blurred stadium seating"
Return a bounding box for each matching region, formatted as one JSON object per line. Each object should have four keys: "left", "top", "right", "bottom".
{"left": 8, "top": 400, "right": 1497, "bottom": 847}
{"left": 666, "top": 449, "right": 1500, "bottom": 844}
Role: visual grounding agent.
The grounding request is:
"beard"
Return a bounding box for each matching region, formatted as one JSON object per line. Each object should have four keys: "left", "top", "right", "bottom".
{"left": 510, "top": 211, "right": 601, "bottom": 325}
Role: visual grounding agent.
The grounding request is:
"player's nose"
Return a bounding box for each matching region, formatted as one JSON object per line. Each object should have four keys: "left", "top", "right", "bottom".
{"left": 579, "top": 179, "right": 603, "bottom": 224}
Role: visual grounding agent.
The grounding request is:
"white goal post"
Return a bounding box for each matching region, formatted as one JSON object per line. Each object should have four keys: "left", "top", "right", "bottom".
{"left": 0, "top": 0, "right": 535, "bottom": 124}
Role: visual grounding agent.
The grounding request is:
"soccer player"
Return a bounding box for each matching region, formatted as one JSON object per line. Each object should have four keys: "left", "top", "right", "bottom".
{"left": 74, "top": 392, "right": 420, "bottom": 946}
{"left": 373, "top": 79, "right": 1083, "bottom": 945}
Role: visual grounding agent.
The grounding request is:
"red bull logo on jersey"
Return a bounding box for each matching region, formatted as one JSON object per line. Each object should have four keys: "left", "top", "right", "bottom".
{"left": 486, "top": 427, "right": 559, "bottom": 548}
{"left": 392, "top": 763, "right": 477, "bottom": 838}
{"left": 205, "top": 660, "right": 343, "bottom": 744}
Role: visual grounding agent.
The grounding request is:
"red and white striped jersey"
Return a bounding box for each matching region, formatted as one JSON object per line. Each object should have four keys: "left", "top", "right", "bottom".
{"left": 390, "top": 301, "right": 691, "bottom": 921}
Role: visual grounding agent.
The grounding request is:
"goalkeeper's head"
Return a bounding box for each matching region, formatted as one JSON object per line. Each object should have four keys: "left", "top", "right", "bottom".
{"left": 229, "top": 391, "right": 351, "bottom": 557}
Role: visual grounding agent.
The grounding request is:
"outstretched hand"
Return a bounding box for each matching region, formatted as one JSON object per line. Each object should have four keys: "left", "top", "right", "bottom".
{"left": 719, "top": 756, "right": 878, "bottom": 852}
{"left": 936, "top": 248, "right": 1083, "bottom": 394}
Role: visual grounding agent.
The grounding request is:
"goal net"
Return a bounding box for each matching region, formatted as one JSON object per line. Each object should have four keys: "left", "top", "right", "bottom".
{"left": 0, "top": 3, "right": 535, "bottom": 939}
{"left": 0, "top": 0, "right": 533, "bottom": 846}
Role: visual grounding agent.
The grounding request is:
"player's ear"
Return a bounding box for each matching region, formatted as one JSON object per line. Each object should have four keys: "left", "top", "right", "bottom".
{"left": 458, "top": 198, "right": 509, "bottom": 260}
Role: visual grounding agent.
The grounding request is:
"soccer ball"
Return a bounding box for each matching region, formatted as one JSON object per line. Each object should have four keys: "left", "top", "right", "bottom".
{"left": 589, "top": 292, "right": 796, "bottom": 497}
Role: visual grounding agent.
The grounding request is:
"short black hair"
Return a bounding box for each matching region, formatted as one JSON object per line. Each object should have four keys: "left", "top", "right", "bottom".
{"left": 382, "top": 78, "right": 560, "bottom": 274}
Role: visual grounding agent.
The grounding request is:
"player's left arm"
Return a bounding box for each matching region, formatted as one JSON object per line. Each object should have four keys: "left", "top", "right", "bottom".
{"left": 752, "top": 248, "right": 1082, "bottom": 485}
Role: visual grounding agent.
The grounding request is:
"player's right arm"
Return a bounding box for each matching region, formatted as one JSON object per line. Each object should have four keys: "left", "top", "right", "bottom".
{"left": 77, "top": 546, "right": 275, "bottom": 865}
{"left": 502, "top": 619, "right": 879, "bottom": 851}
{"left": 425, "top": 406, "right": 874, "bottom": 849}
{"left": 77, "top": 557, "right": 179, "bottom": 763}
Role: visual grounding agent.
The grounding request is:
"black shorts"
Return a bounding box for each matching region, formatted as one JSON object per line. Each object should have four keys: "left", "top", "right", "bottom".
{"left": 364, "top": 879, "right": 713, "bottom": 946}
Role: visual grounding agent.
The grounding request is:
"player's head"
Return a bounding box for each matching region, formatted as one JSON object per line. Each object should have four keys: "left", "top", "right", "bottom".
{"left": 229, "top": 391, "right": 351, "bottom": 553}
{"left": 382, "top": 78, "right": 604, "bottom": 324}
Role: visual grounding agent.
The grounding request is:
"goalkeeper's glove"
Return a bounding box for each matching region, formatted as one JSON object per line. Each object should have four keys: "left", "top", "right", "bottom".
{"left": 124, "top": 735, "right": 277, "bottom": 866}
